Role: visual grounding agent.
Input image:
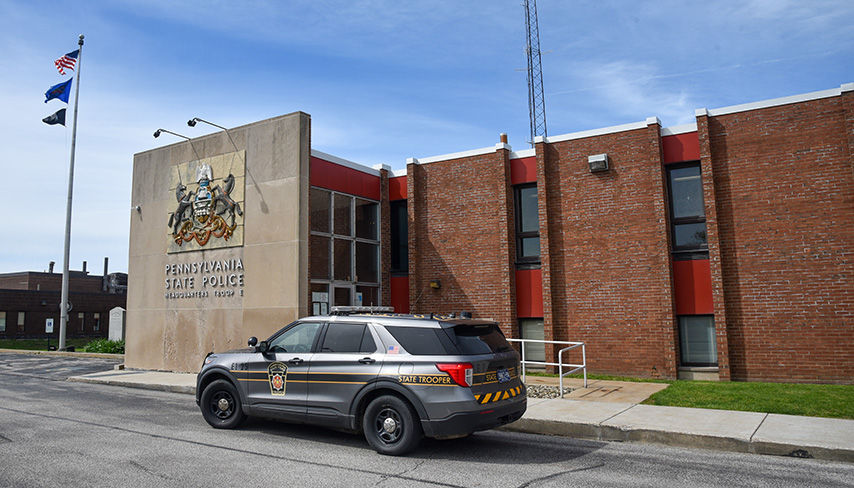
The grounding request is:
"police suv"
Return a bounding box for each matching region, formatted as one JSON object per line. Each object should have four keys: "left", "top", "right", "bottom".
{"left": 196, "top": 307, "right": 527, "bottom": 455}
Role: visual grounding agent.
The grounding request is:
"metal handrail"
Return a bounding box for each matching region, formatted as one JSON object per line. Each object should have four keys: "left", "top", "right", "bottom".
{"left": 507, "top": 338, "right": 587, "bottom": 396}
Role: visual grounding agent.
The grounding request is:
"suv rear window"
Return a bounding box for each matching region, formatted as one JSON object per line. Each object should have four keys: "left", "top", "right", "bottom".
{"left": 384, "top": 326, "right": 457, "bottom": 355}
{"left": 443, "top": 323, "right": 513, "bottom": 355}
{"left": 385, "top": 323, "right": 512, "bottom": 356}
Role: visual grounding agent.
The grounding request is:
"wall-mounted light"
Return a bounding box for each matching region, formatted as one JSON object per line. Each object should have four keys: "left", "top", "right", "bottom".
{"left": 429, "top": 279, "right": 442, "bottom": 289}
{"left": 153, "top": 128, "right": 191, "bottom": 140}
{"left": 132, "top": 205, "right": 141, "bottom": 213}
{"left": 588, "top": 153, "right": 610, "bottom": 173}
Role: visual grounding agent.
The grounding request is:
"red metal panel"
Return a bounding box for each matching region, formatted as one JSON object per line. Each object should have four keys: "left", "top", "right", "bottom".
{"left": 390, "top": 275, "right": 410, "bottom": 314}
{"left": 672, "top": 259, "right": 714, "bottom": 315}
{"left": 389, "top": 176, "right": 407, "bottom": 201}
{"left": 662, "top": 133, "right": 700, "bottom": 164}
{"left": 510, "top": 156, "right": 537, "bottom": 185}
{"left": 310, "top": 156, "right": 381, "bottom": 200}
{"left": 515, "top": 268, "right": 543, "bottom": 318}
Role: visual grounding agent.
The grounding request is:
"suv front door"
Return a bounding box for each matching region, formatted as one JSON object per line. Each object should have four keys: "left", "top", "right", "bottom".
{"left": 306, "top": 321, "right": 383, "bottom": 428}
{"left": 244, "top": 321, "right": 323, "bottom": 422}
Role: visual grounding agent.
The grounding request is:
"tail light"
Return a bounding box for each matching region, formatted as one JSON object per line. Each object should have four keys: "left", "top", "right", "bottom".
{"left": 436, "top": 363, "right": 473, "bottom": 387}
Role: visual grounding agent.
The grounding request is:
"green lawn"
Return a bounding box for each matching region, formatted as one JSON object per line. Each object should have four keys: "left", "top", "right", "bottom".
{"left": 642, "top": 381, "right": 854, "bottom": 419}
{"left": 525, "top": 370, "right": 854, "bottom": 419}
{"left": 0, "top": 338, "right": 93, "bottom": 351}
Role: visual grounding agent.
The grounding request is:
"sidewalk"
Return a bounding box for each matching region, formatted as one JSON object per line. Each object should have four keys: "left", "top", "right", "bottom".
{"left": 67, "top": 368, "right": 854, "bottom": 463}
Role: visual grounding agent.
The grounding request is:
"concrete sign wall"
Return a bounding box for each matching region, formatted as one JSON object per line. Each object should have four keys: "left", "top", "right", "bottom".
{"left": 125, "top": 112, "right": 310, "bottom": 372}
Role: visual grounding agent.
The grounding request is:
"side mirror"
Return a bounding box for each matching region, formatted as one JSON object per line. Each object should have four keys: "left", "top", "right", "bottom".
{"left": 257, "top": 341, "right": 269, "bottom": 354}
{"left": 248, "top": 336, "right": 258, "bottom": 347}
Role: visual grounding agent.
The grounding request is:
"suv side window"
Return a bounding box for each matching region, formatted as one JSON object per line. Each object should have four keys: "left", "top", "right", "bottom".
{"left": 269, "top": 322, "right": 323, "bottom": 353}
{"left": 321, "top": 323, "right": 373, "bottom": 353}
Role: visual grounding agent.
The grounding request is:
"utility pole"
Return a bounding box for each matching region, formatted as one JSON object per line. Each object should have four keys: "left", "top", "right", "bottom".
{"left": 524, "top": 0, "right": 547, "bottom": 146}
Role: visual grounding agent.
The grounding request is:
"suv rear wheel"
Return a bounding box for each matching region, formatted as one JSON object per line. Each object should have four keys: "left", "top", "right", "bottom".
{"left": 363, "top": 395, "right": 422, "bottom": 455}
{"left": 200, "top": 379, "right": 246, "bottom": 429}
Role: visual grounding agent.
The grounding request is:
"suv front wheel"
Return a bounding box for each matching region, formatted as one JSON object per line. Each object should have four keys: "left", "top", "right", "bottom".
{"left": 363, "top": 395, "right": 422, "bottom": 455}
{"left": 200, "top": 379, "right": 246, "bottom": 429}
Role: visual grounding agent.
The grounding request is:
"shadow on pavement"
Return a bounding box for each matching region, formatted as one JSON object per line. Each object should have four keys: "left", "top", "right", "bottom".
{"left": 240, "top": 417, "right": 604, "bottom": 463}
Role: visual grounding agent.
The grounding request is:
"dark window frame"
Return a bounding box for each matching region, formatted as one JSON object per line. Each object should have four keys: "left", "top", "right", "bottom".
{"left": 666, "top": 162, "right": 709, "bottom": 259}
{"left": 514, "top": 183, "right": 540, "bottom": 265}
{"left": 677, "top": 314, "right": 718, "bottom": 367}
{"left": 390, "top": 200, "right": 408, "bottom": 274}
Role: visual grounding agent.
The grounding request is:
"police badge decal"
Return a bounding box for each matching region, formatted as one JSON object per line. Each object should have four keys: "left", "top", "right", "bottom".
{"left": 268, "top": 362, "right": 287, "bottom": 396}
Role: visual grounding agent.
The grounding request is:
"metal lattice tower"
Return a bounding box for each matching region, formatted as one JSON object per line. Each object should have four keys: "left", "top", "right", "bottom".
{"left": 524, "top": 0, "right": 547, "bottom": 146}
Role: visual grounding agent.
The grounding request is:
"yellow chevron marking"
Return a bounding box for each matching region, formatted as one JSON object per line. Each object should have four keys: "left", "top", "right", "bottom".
{"left": 502, "top": 391, "right": 510, "bottom": 400}
{"left": 474, "top": 395, "right": 481, "bottom": 402}
{"left": 483, "top": 392, "right": 493, "bottom": 403}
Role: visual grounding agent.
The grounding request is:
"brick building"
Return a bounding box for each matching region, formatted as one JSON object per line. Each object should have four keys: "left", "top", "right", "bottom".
{"left": 127, "top": 83, "right": 852, "bottom": 381}
{"left": 0, "top": 260, "right": 127, "bottom": 340}
{"left": 307, "top": 83, "right": 853, "bottom": 383}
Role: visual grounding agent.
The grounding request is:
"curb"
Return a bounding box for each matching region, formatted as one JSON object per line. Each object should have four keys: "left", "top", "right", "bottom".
{"left": 501, "top": 418, "right": 854, "bottom": 463}
{"left": 0, "top": 348, "right": 124, "bottom": 360}
{"left": 67, "top": 376, "right": 195, "bottom": 395}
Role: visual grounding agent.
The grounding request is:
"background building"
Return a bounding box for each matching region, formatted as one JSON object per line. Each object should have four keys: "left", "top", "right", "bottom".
{"left": 0, "top": 259, "right": 126, "bottom": 341}
{"left": 127, "top": 84, "right": 853, "bottom": 383}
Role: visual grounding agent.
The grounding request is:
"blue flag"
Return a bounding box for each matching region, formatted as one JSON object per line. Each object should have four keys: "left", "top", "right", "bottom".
{"left": 45, "top": 79, "right": 72, "bottom": 103}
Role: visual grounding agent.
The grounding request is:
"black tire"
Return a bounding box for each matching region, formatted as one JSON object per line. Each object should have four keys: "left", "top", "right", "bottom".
{"left": 362, "top": 395, "right": 422, "bottom": 455}
{"left": 200, "top": 379, "right": 246, "bottom": 429}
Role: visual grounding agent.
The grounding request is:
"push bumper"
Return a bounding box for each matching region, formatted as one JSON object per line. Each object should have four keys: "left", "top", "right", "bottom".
{"left": 421, "top": 397, "right": 527, "bottom": 439}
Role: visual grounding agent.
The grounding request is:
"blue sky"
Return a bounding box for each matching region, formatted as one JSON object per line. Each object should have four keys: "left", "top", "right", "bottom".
{"left": 1, "top": 0, "right": 852, "bottom": 274}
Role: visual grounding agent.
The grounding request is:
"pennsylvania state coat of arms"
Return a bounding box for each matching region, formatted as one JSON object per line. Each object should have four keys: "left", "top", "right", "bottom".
{"left": 167, "top": 156, "right": 244, "bottom": 250}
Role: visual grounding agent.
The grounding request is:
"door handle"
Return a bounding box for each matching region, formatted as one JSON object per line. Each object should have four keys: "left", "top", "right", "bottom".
{"left": 358, "top": 357, "right": 376, "bottom": 364}
{"left": 288, "top": 358, "right": 304, "bottom": 365}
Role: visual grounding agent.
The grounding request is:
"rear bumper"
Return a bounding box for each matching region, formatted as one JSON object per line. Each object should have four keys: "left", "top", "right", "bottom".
{"left": 421, "top": 396, "right": 527, "bottom": 438}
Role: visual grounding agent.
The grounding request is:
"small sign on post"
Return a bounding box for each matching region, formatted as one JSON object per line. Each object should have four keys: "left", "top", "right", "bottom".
{"left": 45, "top": 318, "right": 54, "bottom": 334}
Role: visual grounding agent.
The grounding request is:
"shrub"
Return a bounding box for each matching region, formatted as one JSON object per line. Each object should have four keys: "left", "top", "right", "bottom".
{"left": 83, "top": 339, "right": 125, "bottom": 354}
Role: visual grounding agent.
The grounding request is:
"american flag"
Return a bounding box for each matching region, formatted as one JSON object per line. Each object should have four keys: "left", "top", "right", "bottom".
{"left": 54, "top": 50, "right": 79, "bottom": 75}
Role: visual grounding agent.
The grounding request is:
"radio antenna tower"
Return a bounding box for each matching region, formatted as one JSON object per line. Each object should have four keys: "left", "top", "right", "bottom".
{"left": 524, "top": 0, "right": 547, "bottom": 146}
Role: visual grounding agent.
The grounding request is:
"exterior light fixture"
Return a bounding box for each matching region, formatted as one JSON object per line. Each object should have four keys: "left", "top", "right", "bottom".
{"left": 588, "top": 153, "right": 609, "bottom": 173}
{"left": 153, "top": 128, "right": 191, "bottom": 140}
{"left": 429, "top": 280, "right": 441, "bottom": 289}
{"left": 188, "top": 117, "right": 242, "bottom": 156}
{"left": 188, "top": 117, "right": 228, "bottom": 131}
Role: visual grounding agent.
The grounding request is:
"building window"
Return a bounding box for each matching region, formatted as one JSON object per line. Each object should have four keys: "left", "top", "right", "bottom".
{"left": 310, "top": 187, "right": 381, "bottom": 308}
{"left": 390, "top": 200, "right": 408, "bottom": 274}
{"left": 17, "top": 312, "right": 25, "bottom": 332}
{"left": 519, "top": 318, "right": 545, "bottom": 365}
{"left": 515, "top": 184, "right": 540, "bottom": 264}
{"left": 78, "top": 312, "right": 85, "bottom": 332}
{"left": 0, "top": 312, "right": 6, "bottom": 333}
{"left": 679, "top": 315, "right": 717, "bottom": 367}
{"left": 93, "top": 313, "right": 100, "bottom": 332}
{"left": 667, "top": 163, "right": 708, "bottom": 258}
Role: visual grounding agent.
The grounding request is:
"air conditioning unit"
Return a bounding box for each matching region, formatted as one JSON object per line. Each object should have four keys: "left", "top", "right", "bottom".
{"left": 588, "top": 153, "right": 609, "bottom": 173}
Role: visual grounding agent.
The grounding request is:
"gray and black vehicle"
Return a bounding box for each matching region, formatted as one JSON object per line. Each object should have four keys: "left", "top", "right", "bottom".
{"left": 196, "top": 307, "right": 527, "bottom": 455}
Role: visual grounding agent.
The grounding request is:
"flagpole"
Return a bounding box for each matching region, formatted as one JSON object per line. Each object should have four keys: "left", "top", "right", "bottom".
{"left": 58, "top": 34, "right": 84, "bottom": 351}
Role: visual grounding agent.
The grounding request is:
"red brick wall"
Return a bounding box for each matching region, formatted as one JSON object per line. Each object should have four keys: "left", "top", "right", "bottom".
{"left": 540, "top": 125, "right": 677, "bottom": 378}
{"left": 707, "top": 94, "right": 854, "bottom": 383}
{"left": 407, "top": 149, "right": 517, "bottom": 336}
